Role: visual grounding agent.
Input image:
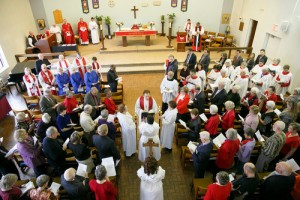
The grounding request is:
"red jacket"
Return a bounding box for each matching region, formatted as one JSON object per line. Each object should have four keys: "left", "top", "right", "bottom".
{"left": 204, "top": 182, "right": 232, "bottom": 200}
{"left": 261, "top": 91, "right": 278, "bottom": 112}
{"left": 221, "top": 110, "right": 235, "bottom": 131}
{"left": 216, "top": 139, "right": 240, "bottom": 169}
{"left": 204, "top": 114, "right": 220, "bottom": 135}
{"left": 104, "top": 97, "right": 117, "bottom": 114}
{"left": 63, "top": 97, "right": 78, "bottom": 114}
{"left": 174, "top": 94, "right": 190, "bottom": 114}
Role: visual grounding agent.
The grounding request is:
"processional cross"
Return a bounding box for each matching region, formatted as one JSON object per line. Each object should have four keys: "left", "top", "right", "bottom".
{"left": 143, "top": 138, "right": 159, "bottom": 156}
{"left": 131, "top": 6, "right": 139, "bottom": 19}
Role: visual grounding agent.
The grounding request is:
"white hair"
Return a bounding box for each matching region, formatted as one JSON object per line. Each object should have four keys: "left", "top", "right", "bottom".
{"left": 251, "top": 87, "right": 259, "bottom": 94}
{"left": 210, "top": 105, "right": 218, "bottom": 115}
{"left": 199, "top": 131, "right": 210, "bottom": 140}
{"left": 224, "top": 101, "right": 235, "bottom": 110}
{"left": 42, "top": 113, "right": 51, "bottom": 123}
{"left": 84, "top": 104, "right": 92, "bottom": 112}
{"left": 46, "top": 126, "right": 58, "bottom": 137}
{"left": 274, "top": 121, "right": 285, "bottom": 131}
{"left": 232, "top": 85, "right": 241, "bottom": 91}
{"left": 266, "top": 100, "right": 275, "bottom": 109}
{"left": 225, "top": 59, "right": 232, "bottom": 64}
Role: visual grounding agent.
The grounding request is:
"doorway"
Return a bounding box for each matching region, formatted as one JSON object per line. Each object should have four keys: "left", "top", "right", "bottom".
{"left": 246, "top": 19, "right": 258, "bottom": 54}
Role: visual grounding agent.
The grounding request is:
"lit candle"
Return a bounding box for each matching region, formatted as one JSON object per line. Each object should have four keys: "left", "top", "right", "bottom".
{"left": 100, "top": 25, "right": 103, "bottom": 30}
{"left": 169, "top": 23, "right": 172, "bottom": 28}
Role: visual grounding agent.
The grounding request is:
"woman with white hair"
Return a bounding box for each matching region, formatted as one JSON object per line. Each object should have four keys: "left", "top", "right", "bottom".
{"left": 84, "top": 65, "right": 100, "bottom": 93}
{"left": 258, "top": 100, "right": 276, "bottom": 137}
{"left": 36, "top": 113, "right": 55, "bottom": 142}
{"left": 240, "top": 87, "right": 259, "bottom": 118}
{"left": 227, "top": 85, "right": 241, "bottom": 108}
{"left": 214, "top": 69, "right": 231, "bottom": 93}
{"left": 0, "top": 174, "right": 22, "bottom": 200}
{"left": 15, "top": 112, "right": 35, "bottom": 135}
{"left": 231, "top": 70, "right": 249, "bottom": 98}
{"left": 14, "top": 129, "right": 46, "bottom": 177}
{"left": 231, "top": 61, "right": 249, "bottom": 81}
{"left": 221, "top": 101, "right": 236, "bottom": 132}
{"left": 23, "top": 67, "right": 41, "bottom": 96}
{"left": 70, "top": 66, "right": 84, "bottom": 94}
{"left": 221, "top": 59, "right": 234, "bottom": 79}
{"left": 204, "top": 105, "right": 220, "bottom": 137}
{"left": 207, "top": 65, "right": 221, "bottom": 84}
{"left": 28, "top": 174, "right": 57, "bottom": 199}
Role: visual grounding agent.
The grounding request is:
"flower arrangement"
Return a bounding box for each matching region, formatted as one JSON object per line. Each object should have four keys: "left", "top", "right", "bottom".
{"left": 116, "top": 22, "right": 124, "bottom": 31}
{"left": 149, "top": 21, "right": 155, "bottom": 30}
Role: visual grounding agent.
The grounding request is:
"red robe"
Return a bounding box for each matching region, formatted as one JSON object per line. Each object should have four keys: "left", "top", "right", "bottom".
{"left": 261, "top": 91, "right": 278, "bottom": 112}
{"left": 78, "top": 21, "right": 89, "bottom": 43}
{"left": 204, "top": 182, "right": 232, "bottom": 200}
{"left": 104, "top": 97, "right": 117, "bottom": 114}
{"left": 62, "top": 23, "right": 75, "bottom": 44}
{"left": 89, "top": 180, "right": 117, "bottom": 200}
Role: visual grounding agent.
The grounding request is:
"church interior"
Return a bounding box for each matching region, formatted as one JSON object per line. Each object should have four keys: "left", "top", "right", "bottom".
{"left": 0, "top": 0, "right": 300, "bottom": 199}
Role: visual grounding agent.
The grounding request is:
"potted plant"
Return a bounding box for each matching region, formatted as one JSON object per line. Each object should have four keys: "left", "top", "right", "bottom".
{"left": 104, "top": 16, "right": 112, "bottom": 39}
{"left": 167, "top": 13, "right": 176, "bottom": 23}
{"left": 95, "top": 15, "right": 103, "bottom": 25}
{"left": 161, "top": 15, "right": 165, "bottom": 23}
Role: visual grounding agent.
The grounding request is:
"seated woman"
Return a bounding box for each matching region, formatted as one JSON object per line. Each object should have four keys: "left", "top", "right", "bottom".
{"left": 63, "top": 91, "right": 80, "bottom": 124}
{"left": 204, "top": 171, "right": 232, "bottom": 200}
{"left": 279, "top": 122, "right": 300, "bottom": 161}
{"left": 68, "top": 131, "right": 95, "bottom": 173}
{"left": 15, "top": 112, "right": 35, "bottom": 135}
{"left": 29, "top": 174, "right": 57, "bottom": 200}
{"left": 204, "top": 105, "right": 220, "bottom": 138}
{"left": 14, "top": 129, "right": 46, "bottom": 177}
{"left": 70, "top": 67, "right": 84, "bottom": 94}
{"left": 36, "top": 113, "right": 55, "bottom": 142}
{"left": 103, "top": 88, "right": 117, "bottom": 114}
{"left": 0, "top": 174, "right": 22, "bottom": 200}
{"left": 227, "top": 85, "right": 241, "bottom": 108}
{"left": 179, "top": 63, "right": 190, "bottom": 87}
{"left": 221, "top": 101, "right": 236, "bottom": 133}
{"left": 243, "top": 105, "right": 259, "bottom": 132}
{"left": 56, "top": 104, "right": 74, "bottom": 141}
{"left": 89, "top": 165, "right": 118, "bottom": 200}
{"left": 175, "top": 86, "right": 190, "bottom": 123}
{"left": 240, "top": 87, "right": 259, "bottom": 118}
{"left": 258, "top": 100, "right": 276, "bottom": 137}
{"left": 98, "top": 109, "right": 117, "bottom": 141}
{"left": 218, "top": 52, "right": 227, "bottom": 67}
{"left": 137, "top": 156, "right": 165, "bottom": 200}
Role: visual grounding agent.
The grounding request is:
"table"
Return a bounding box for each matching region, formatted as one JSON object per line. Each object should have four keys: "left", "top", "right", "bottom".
{"left": 115, "top": 30, "right": 157, "bottom": 47}
{"left": 0, "top": 94, "right": 12, "bottom": 121}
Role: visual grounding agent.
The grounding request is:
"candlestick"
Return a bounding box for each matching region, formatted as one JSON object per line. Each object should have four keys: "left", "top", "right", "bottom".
{"left": 100, "top": 25, "right": 103, "bottom": 30}
{"left": 169, "top": 22, "right": 171, "bottom": 28}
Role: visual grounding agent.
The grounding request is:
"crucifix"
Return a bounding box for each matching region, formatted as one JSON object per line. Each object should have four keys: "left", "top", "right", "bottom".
{"left": 143, "top": 138, "right": 159, "bottom": 156}
{"left": 131, "top": 6, "right": 139, "bottom": 19}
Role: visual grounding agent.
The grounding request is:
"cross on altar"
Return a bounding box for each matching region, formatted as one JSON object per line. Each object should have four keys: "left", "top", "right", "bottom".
{"left": 143, "top": 138, "right": 159, "bottom": 156}
{"left": 131, "top": 6, "right": 139, "bottom": 19}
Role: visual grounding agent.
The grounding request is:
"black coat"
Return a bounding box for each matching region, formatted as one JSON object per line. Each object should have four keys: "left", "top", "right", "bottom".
{"left": 255, "top": 55, "right": 268, "bottom": 65}
{"left": 166, "top": 59, "right": 178, "bottom": 80}
{"left": 185, "top": 53, "right": 197, "bottom": 70}
{"left": 93, "top": 135, "right": 121, "bottom": 163}
{"left": 199, "top": 55, "right": 210, "bottom": 72}
{"left": 211, "top": 89, "right": 227, "bottom": 113}
{"left": 35, "top": 59, "right": 51, "bottom": 74}
{"left": 61, "top": 175, "right": 91, "bottom": 200}
{"left": 192, "top": 91, "right": 206, "bottom": 114}
{"left": 192, "top": 142, "right": 213, "bottom": 178}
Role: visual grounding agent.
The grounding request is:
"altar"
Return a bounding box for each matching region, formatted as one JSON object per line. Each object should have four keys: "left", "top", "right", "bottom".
{"left": 115, "top": 29, "right": 157, "bottom": 47}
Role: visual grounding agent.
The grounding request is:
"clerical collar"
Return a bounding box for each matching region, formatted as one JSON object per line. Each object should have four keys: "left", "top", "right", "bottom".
{"left": 167, "top": 77, "right": 174, "bottom": 81}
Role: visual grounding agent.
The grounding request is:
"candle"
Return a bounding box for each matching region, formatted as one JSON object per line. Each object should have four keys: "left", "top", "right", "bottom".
{"left": 169, "top": 23, "right": 171, "bottom": 28}
{"left": 100, "top": 25, "right": 103, "bottom": 30}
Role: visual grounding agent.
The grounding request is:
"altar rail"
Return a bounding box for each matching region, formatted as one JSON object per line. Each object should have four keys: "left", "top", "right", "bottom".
{"left": 15, "top": 52, "right": 63, "bottom": 63}
{"left": 207, "top": 47, "right": 253, "bottom": 58}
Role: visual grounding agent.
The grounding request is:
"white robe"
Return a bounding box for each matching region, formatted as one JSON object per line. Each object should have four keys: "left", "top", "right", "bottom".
{"left": 231, "top": 66, "right": 249, "bottom": 81}
{"left": 56, "top": 59, "right": 72, "bottom": 74}
{"left": 160, "top": 108, "right": 178, "bottom": 149}
{"left": 196, "top": 70, "right": 206, "bottom": 90}
{"left": 255, "top": 73, "right": 273, "bottom": 93}
{"left": 268, "top": 64, "right": 281, "bottom": 74}
{"left": 192, "top": 26, "right": 204, "bottom": 51}
{"left": 135, "top": 96, "right": 158, "bottom": 123}
{"left": 184, "top": 22, "right": 193, "bottom": 42}
{"left": 186, "top": 76, "right": 202, "bottom": 99}
{"left": 89, "top": 21, "right": 99, "bottom": 44}
{"left": 221, "top": 65, "right": 235, "bottom": 80}
{"left": 231, "top": 76, "right": 249, "bottom": 98}
{"left": 117, "top": 112, "right": 137, "bottom": 156}
{"left": 207, "top": 70, "right": 221, "bottom": 84}
{"left": 23, "top": 74, "right": 41, "bottom": 96}
{"left": 38, "top": 70, "right": 55, "bottom": 91}
{"left": 137, "top": 166, "right": 165, "bottom": 200}
{"left": 138, "top": 122, "right": 161, "bottom": 162}
{"left": 274, "top": 71, "right": 293, "bottom": 95}
{"left": 160, "top": 77, "right": 178, "bottom": 103}
{"left": 50, "top": 25, "right": 62, "bottom": 43}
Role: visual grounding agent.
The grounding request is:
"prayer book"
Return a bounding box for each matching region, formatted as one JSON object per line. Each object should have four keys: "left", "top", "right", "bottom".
{"left": 107, "top": 114, "right": 115, "bottom": 123}
{"left": 76, "top": 163, "right": 88, "bottom": 177}
{"left": 50, "top": 182, "right": 61, "bottom": 196}
{"left": 286, "top": 159, "right": 300, "bottom": 172}
{"left": 255, "top": 130, "right": 265, "bottom": 142}
{"left": 21, "top": 181, "right": 35, "bottom": 194}
{"left": 5, "top": 144, "right": 17, "bottom": 158}
{"left": 237, "top": 134, "right": 242, "bottom": 142}
{"left": 179, "top": 119, "right": 188, "bottom": 129}
{"left": 238, "top": 114, "right": 244, "bottom": 123}
{"left": 102, "top": 157, "right": 116, "bottom": 177}
{"left": 199, "top": 113, "right": 208, "bottom": 122}
{"left": 62, "top": 138, "right": 70, "bottom": 149}
{"left": 187, "top": 141, "right": 197, "bottom": 152}
{"left": 229, "top": 174, "right": 235, "bottom": 182}
{"left": 274, "top": 108, "right": 281, "bottom": 116}
{"left": 213, "top": 133, "right": 226, "bottom": 148}
{"left": 67, "top": 123, "right": 77, "bottom": 127}
{"left": 0, "top": 137, "right": 3, "bottom": 143}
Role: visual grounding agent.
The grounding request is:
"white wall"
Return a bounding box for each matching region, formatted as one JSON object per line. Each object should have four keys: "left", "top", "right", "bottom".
{"left": 230, "top": 0, "right": 300, "bottom": 89}
{"left": 41, "top": 0, "right": 225, "bottom": 36}
{"left": 0, "top": 0, "right": 37, "bottom": 80}
{"left": 29, "top": 0, "right": 49, "bottom": 34}
{"left": 219, "top": 0, "right": 234, "bottom": 33}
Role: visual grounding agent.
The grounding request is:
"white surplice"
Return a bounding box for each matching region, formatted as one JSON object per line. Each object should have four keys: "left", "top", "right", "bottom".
{"left": 89, "top": 21, "right": 99, "bottom": 44}
{"left": 50, "top": 25, "right": 62, "bottom": 43}
{"left": 138, "top": 122, "right": 161, "bottom": 162}
{"left": 160, "top": 108, "right": 178, "bottom": 149}
{"left": 117, "top": 112, "right": 137, "bottom": 156}
{"left": 160, "top": 77, "right": 178, "bottom": 103}
{"left": 231, "top": 76, "right": 249, "bottom": 98}
{"left": 214, "top": 76, "right": 231, "bottom": 93}
{"left": 255, "top": 73, "right": 273, "bottom": 93}
{"left": 196, "top": 70, "right": 206, "bottom": 90}
{"left": 23, "top": 74, "right": 41, "bottom": 96}
{"left": 274, "top": 71, "right": 293, "bottom": 95}
{"left": 56, "top": 59, "right": 72, "bottom": 74}
{"left": 137, "top": 166, "right": 165, "bottom": 200}
{"left": 207, "top": 70, "right": 221, "bottom": 84}
{"left": 135, "top": 96, "right": 158, "bottom": 123}
{"left": 231, "top": 66, "right": 249, "bottom": 81}
{"left": 186, "top": 76, "right": 202, "bottom": 99}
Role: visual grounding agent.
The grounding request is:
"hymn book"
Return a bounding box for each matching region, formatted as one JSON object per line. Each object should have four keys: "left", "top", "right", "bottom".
{"left": 62, "top": 138, "right": 70, "bottom": 149}
{"left": 5, "top": 144, "right": 17, "bottom": 158}
{"left": 199, "top": 113, "right": 208, "bottom": 122}
{"left": 76, "top": 163, "right": 88, "bottom": 177}
{"left": 255, "top": 130, "right": 265, "bottom": 142}
{"left": 50, "top": 182, "right": 60, "bottom": 196}
{"left": 213, "top": 133, "right": 226, "bottom": 148}
{"left": 21, "top": 181, "right": 35, "bottom": 195}
{"left": 286, "top": 159, "right": 300, "bottom": 172}
{"left": 179, "top": 119, "right": 188, "bottom": 129}
{"left": 238, "top": 114, "right": 244, "bottom": 123}
{"left": 187, "top": 141, "right": 197, "bottom": 152}
{"left": 102, "top": 157, "right": 116, "bottom": 177}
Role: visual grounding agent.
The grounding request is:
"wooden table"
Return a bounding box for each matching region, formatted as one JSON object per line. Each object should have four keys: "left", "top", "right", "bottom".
{"left": 115, "top": 29, "right": 157, "bottom": 47}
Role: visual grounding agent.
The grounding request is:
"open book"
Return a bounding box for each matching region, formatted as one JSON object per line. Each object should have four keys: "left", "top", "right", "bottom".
{"left": 102, "top": 157, "right": 116, "bottom": 177}
{"left": 50, "top": 182, "right": 61, "bottom": 196}
{"left": 21, "top": 181, "right": 35, "bottom": 195}
{"left": 187, "top": 141, "right": 197, "bottom": 152}
{"left": 63, "top": 138, "right": 70, "bottom": 149}
{"left": 162, "top": 89, "right": 173, "bottom": 93}
{"left": 76, "top": 163, "right": 88, "bottom": 178}
{"left": 229, "top": 174, "right": 235, "bottom": 182}
{"left": 274, "top": 108, "right": 281, "bottom": 116}
{"left": 213, "top": 133, "right": 226, "bottom": 148}
{"left": 107, "top": 114, "right": 116, "bottom": 123}
{"left": 286, "top": 158, "right": 300, "bottom": 172}
{"left": 255, "top": 130, "right": 265, "bottom": 142}
{"left": 179, "top": 119, "right": 188, "bottom": 129}
{"left": 199, "top": 113, "right": 208, "bottom": 122}
{"left": 5, "top": 144, "right": 17, "bottom": 158}
{"left": 237, "top": 134, "right": 242, "bottom": 142}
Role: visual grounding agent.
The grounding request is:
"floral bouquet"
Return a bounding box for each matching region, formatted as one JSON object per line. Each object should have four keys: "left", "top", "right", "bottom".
{"left": 116, "top": 22, "right": 124, "bottom": 30}
{"left": 149, "top": 21, "right": 155, "bottom": 29}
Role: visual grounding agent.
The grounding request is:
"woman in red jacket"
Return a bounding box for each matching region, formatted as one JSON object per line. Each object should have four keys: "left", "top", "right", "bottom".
{"left": 204, "top": 104, "right": 220, "bottom": 138}
{"left": 104, "top": 88, "right": 117, "bottom": 114}
{"left": 174, "top": 86, "right": 190, "bottom": 122}
{"left": 204, "top": 171, "right": 232, "bottom": 200}
{"left": 63, "top": 91, "right": 79, "bottom": 124}
{"left": 221, "top": 100, "right": 236, "bottom": 132}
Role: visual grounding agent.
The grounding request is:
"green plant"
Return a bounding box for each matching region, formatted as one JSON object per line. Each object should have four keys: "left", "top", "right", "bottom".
{"left": 161, "top": 15, "right": 165, "bottom": 21}
{"left": 104, "top": 16, "right": 111, "bottom": 25}
{"left": 167, "top": 13, "right": 176, "bottom": 19}
{"left": 95, "top": 15, "right": 103, "bottom": 21}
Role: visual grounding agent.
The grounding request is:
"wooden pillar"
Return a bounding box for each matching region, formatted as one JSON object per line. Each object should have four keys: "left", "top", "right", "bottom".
{"left": 166, "top": 27, "right": 173, "bottom": 48}
{"left": 122, "top": 36, "right": 127, "bottom": 47}
{"left": 145, "top": 36, "right": 150, "bottom": 46}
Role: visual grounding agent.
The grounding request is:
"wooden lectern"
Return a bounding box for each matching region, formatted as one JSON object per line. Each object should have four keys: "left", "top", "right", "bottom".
{"left": 25, "top": 34, "right": 57, "bottom": 59}
{"left": 177, "top": 32, "right": 187, "bottom": 52}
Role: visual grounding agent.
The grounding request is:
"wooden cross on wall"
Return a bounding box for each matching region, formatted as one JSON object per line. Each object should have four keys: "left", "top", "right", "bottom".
{"left": 131, "top": 6, "right": 139, "bottom": 19}
{"left": 143, "top": 138, "right": 159, "bottom": 156}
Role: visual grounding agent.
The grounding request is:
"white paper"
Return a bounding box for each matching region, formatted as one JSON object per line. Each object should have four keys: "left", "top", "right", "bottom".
{"left": 51, "top": 86, "right": 56, "bottom": 90}
{"left": 107, "top": 114, "right": 115, "bottom": 123}
{"left": 72, "top": 107, "right": 81, "bottom": 112}
{"left": 76, "top": 163, "right": 88, "bottom": 177}
{"left": 209, "top": 83, "right": 217, "bottom": 88}
{"left": 0, "top": 137, "right": 3, "bottom": 143}
{"left": 274, "top": 108, "right": 281, "bottom": 116}
{"left": 5, "top": 144, "right": 17, "bottom": 158}
{"left": 102, "top": 157, "right": 116, "bottom": 177}
{"left": 280, "top": 94, "right": 284, "bottom": 101}
{"left": 286, "top": 159, "right": 300, "bottom": 172}
{"left": 116, "top": 159, "right": 121, "bottom": 167}
{"left": 238, "top": 114, "right": 244, "bottom": 123}
{"left": 251, "top": 79, "right": 260, "bottom": 83}
{"left": 213, "top": 133, "right": 226, "bottom": 148}
{"left": 189, "top": 100, "right": 193, "bottom": 104}
{"left": 187, "top": 141, "right": 197, "bottom": 152}
{"left": 21, "top": 181, "right": 35, "bottom": 194}
{"left": 67, "top": 123, "right": 77, "bottom": 126}
{"left": 229, "top": 174, "right": 235, "bottom": 182}
{"left": 200, "top": 113, "right": 208, "bottom": 122}
{"left": 63, "top": 138, "right": 70, "bottom": 149}
{"left": 237, "top": 134, "right": 242, "bottom": 142}
{"left": 50, "top": 182, "right": 61, "bottom": 195}
{"left": 255, "top": 130, "right": 265, "bottom": 142}
{"left": 258, "top": 112, "right": 261, "bottom": 117}
{"left": 179, "top": 119, "right": 187, "bottom": 129}
{"left": 33, "top": 136, "right": 38, "bottom": 144}
{"left": 163, "top": 89, "right": 173, "bottom": 93}
{"left": 115, "top": 77, "right": 122, "bottom": 81}
{"left": 78, "top": 87, "right": 84, "bottom": 92}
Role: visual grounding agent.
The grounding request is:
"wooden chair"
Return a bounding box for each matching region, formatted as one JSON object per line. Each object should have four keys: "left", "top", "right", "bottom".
{"left": 193, "top": 178, "right": 213, "bottom": 200}
{"left": 224, "top": 38, "right": 233, "bottom": 47}
{"left": 207, "top": 32, "right": 216, "bottom": 37}
{"left": 175, "top": 123, "right": 188, "bottom": 146}
{"left": 217, "top": 33, "right": 225, "bottom": 37}
{"left": 112, "top": 91, "right": 123, "bottom": 105}
{"left": 12, "top": 109, "right": 34, "bottom": 123}
{"left": 53, "top": 95, "right": 66, "bottom": 103}
{"left": 22, "top": 95, "right": 40, "bottom": 109}
{"left": 211, "top": 37, "right": 223, "bottom": 47}
{"left": 29, "top": 109, "right": 43, "bottom": 122}
{"left": 73, "top": 93, "right": 84, "bottom": 104}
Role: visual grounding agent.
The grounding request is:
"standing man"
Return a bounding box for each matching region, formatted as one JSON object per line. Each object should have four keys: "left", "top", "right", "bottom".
{"left": 189, "top": 85, "right": 205, "bottom": 114}
{"left": 160, "top": 71, "right": 178, "bottom": 113}
{"left": 184, "top": 48, "right": 197, "bottom": 70}
{"left": 254, "top": 49, "right": 268, "bottom": 65}
{"left": 35, "top": 53, "right": 51, "bottom": 75}
{"left": 84, "top": 87, "right": 102, "bottom": 119}
{"left": 165, "top": 54, "right": 178, "bottom": 80}
{"left": 232, "top": 50, "right": 244, "bottom": 67}
{"left": 192, "top": 22, "right": 204, "bottom": 52}
{"left": 210, "top": 81, "right": 227, "bottom": 113}
{"left": 135, "top": 90, "right": 158, "bottom": 123}
{"left": 184, "top": 19, "right": 193, "bottom": 43}
{"left": 89, "top": 17, "right": 99, "bottom": 44}
{"left": 39, "top": 89, "right": 59, "bottom": 123}
{"left": 107, "top": 65, "right": 118, "bottom": 92}
{"left": 49, "top": 24, "right": 62, "bottom": 44}
{"left": 72, "top": 53, "right": 89, "bottom": 81}
{"left": 199, "top": 49, "right": 210, "bottom": 73}
{"left": 62, "top": 19, "right": 75, "bottom": 44}
{"left": 80, "top": 105, "right": 97, "bottom": 146}
{"left": 78, "top": 18, "right": 89, "bottom": 45}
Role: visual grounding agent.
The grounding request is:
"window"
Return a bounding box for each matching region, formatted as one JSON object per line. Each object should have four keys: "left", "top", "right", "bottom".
{"left": 0, "top": 45, "right": 8, "bottom": 71}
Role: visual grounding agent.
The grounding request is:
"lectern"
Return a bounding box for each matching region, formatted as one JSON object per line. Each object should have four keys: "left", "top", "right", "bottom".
{"left": 177, "top": 32, "right": 187, "bottom": 52}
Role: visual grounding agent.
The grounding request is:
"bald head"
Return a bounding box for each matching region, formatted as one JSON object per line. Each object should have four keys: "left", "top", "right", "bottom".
{"left": 275, "top": 162, "right": 292, "bottom": 176}
{"left": 64, "top": 168, "right": 76, "bottom": 181}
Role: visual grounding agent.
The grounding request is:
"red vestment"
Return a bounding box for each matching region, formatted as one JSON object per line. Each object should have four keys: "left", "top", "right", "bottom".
{"left": 221, "top": 110, "right": 235, "bottom": 131}
{"left": 174, "top": 94, "right": 190, "bottom": 114}
{"left": 89, "top": 180, "right": 117, "bottom": 200}
{"left": 62, "top": 23, "right": 75, "bottom": 44}
{"left": 104, "top": 97, "right": 117, "bottom": 114}
{"left": 139, "top": 96, "right": 153, "bottom": 111}
{"left": 204, "top": 114, "right": 220, "bottom": 136}
{"left": 192, "top": 26, "right": 202, "bottom": 51}
{"left": 78, "top": 21, "right": 89, "bottom": 43}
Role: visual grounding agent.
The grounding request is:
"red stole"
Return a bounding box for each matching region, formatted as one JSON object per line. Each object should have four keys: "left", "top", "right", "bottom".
{"left": 92, "top": 62, "right": 100, "bottom": 70}
{"left": 194, "top": 26, "right": 202, "bottom": 32}
{"left": 24, "top": 74, "right": 36, "bottom": 84}
{"left": 40, "top": 70, "right": 53, "bottom": 85}
{"left": 59, "top": 60, "right": 70, "bottom": 76}
{"left": 139, "top": 96, "right": 153, "bottom": 111}
{"left": 76, "top": 58, "right": 87, "bottom": 80}
{"left": 185, "top": 23, "right": 191, "bottom": 31}
{"left": 24, "top": 74, "right": 40, "bottom": 96}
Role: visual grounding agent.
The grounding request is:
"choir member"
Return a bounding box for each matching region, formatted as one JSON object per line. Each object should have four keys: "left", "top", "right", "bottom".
{"left": 23, "top": 67, "right": 41, "bottom": 96}
{"left": 56, "top": 67, "right": 70, "bottom": 96}
{"left": 84, "top": 65, "right": 100, "bottom": 92}
{"left": 89, "top": 17, "right": 99, "bottom": 44}
{"left": 70, "top": 67, "right": 84, "bottom": 94}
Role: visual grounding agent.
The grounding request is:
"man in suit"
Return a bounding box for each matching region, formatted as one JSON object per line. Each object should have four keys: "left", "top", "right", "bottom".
{"left": 84, "top": 86, "right": 101, "bottom": 119}
{"left": 210, "top": 81, "right": 227, "bottom": 113}
{"left": 93, "top": 124, "right": 121, "bottom": 164}
{"left": 199, "top": 49, "right": 210, "bottom": 73}
{"left": 39, "top": 89, "right": 59, "bottom": 123}
{"left": 107, "top": 65, "right": 118, "bottom": 92}
{"left": 255, "top": 49, "right": 268, "bottom": 65}
{"left": 232, "top": 50, "right": 244, "bottom": 67}
{"left": 165, "top": 54, "right": 178, "bottom": 80}
{"left": 190, "top": 131, "right": 213, "bottom": 178}
{"left": 184, "top": 48, "right": 197, "bottom": 70}
{"left": 35, "top": 53, "right": 51, "bottom": 74}
{"left": 189, "top": 85, "right": 205, "bottom": 114}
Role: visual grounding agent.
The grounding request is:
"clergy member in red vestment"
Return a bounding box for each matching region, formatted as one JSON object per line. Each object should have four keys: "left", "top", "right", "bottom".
{"left": 192, "top": 22, "right": 204, "bottom": 52}
{"left": 38, "top": 64, "right": 57, "bottom": 95}
{"left": 103, "top": 89, "right": 117, "bottom": 114}
{"left": 72, "top": 53, "right": 89, "bottom": 81}
{"left": 62, "top": 19, "right": 75, "bottom": 44}
{"left": 78, "top": 18, "right": 89, "bottom": 45}
{"left": 184, "top": 19, "right": 193, "bottom": 43}
{"left": 92, "top": 56, "right": 103, "bottom": 80}
{"left": 57, "top": 54, "right": 72, "bottom": 76}
{"left": 135, "top": 90, "right": 158, "bottom": 123}
{"left": 23, "top": 67, "right": 41, "bottom": 96}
